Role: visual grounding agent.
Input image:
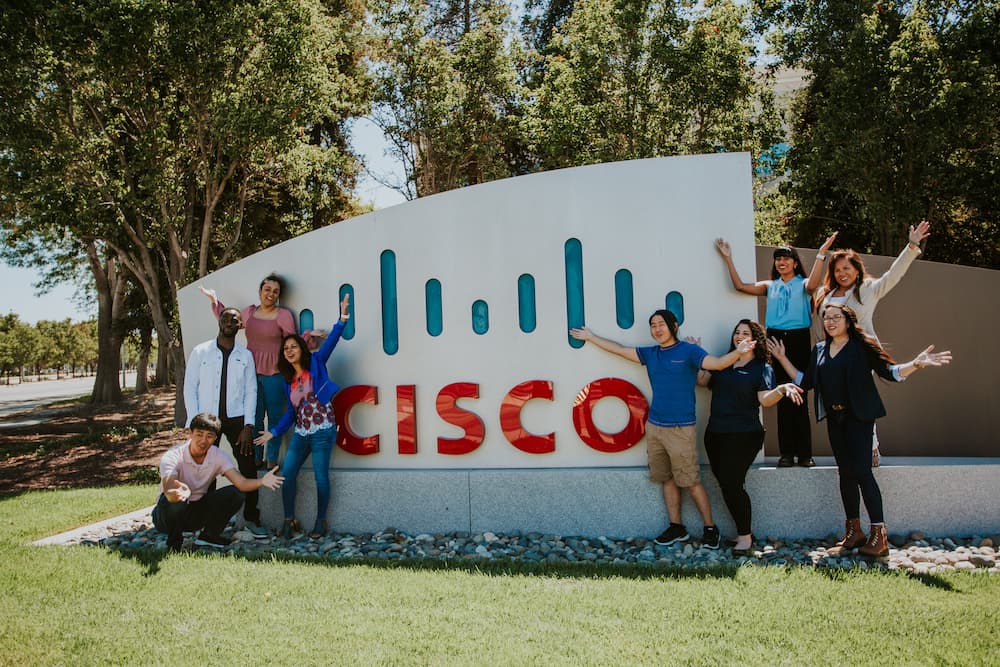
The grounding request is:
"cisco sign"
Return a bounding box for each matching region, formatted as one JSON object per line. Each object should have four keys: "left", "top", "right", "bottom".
{"left": 178, "top": 153, "right": 756, "bottom": 469}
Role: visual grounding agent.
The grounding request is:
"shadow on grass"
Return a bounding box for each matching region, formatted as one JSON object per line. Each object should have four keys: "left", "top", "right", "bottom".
{"left": 814, "top": 562, "right": 957, "bottom": 591}
{"left": 109, "top": 543, "right": 744, "bottom": 582}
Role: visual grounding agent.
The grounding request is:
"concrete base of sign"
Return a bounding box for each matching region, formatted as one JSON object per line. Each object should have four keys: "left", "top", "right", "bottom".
{"left": 257, "top": 458, "right": 1000, "bottom": 540}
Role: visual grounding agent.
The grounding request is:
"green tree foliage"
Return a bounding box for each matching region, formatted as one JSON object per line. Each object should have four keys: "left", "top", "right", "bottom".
{"left": 756, "top": 0, "right": 999, "bottom": 267}
{"left": 528, "top": 0, "right": 781, "bottom": 169}
{"left": 0, "top": 0, "right": 369, "bottom": 409}
{"left": 371, "top": 0, "right": 530, "bottom": 197}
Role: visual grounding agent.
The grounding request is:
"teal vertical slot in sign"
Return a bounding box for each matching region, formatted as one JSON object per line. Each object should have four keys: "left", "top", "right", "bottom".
{"left": 339, "top": 284, "right": 355, "bottom": 339}
{"left": 381, "top": 249, "right": 399, "bottom": 355}
{"left": 614, "top": 269, "right": 634, "bottom": 329}
{"left": 565, "top": 238, "right": 585, "bottom": 348}
{"left": 665, "top": 291, "right": 684, "bottom": 325}
{"left": 472, "top": 300, "right": 489, "bottom": 334}
{"left": 425, "top": 279, "right": 443, "bottom": 336}
{"left": 517, "top": 273, "right": 536, "bottom": 333}
{"left": 298, "top": 309, "right": 314, "bottom": 335}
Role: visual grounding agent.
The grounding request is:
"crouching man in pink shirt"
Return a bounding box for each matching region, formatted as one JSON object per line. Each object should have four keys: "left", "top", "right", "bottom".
{"left": 153, "top": 413, "right": 284, "bottom": 551}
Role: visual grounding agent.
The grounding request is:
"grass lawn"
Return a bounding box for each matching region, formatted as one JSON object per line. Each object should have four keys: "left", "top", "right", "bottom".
{"left": 1, "top": 486, "right": 997, "bottom": 666}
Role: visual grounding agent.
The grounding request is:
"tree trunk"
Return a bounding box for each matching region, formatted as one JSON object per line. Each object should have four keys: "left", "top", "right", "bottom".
{"left": 135, "top": 326, "right": 151, "bottom": 394}
{"left": 85, "top": 241, "right": 126, "bottom": 405}
{"left": 153, "top": 342, "right": 169, "bottom": 386}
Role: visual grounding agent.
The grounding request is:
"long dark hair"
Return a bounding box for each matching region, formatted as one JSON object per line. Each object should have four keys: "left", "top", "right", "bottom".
{"left": 771, "top": 246, "right": 807, "bottom": 280}
{"left": 728, "top": 319, "right": 769, "bottom": 363}
{"left": 277, "top": 334, "right": 311, "bottom": 383}
{"left": 822, "top": 304, "right": 894, "bottom": 366}
{"left": 814, "top": 249, "right": 867, "bottom": 312}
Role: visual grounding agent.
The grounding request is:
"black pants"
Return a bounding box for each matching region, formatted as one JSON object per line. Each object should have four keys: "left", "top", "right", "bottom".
{"left": 826, "top": 412, "right": 883, "bottom": 523}
{"left": 212, "top": 415, "right": 259, "bottom": 524}
{"left": 767, "top": 327, "right": 812, "bottom": 460}
{"left": 152, "top": 486, "right": 244, "bottom": 544}
{"left": 705, "top": 430, "right": 764, "bottom": 535}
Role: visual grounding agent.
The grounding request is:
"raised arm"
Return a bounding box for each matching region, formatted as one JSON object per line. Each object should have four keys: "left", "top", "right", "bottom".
{"left": 569, "top": 327, "right": 640, "bottom": 363}
{"left": 198, "top": 285, "right": 228, "bottom": 319}
{"left": 805, "top": 232, "right": 839, "bottom": 294}
{"left": 766, "top": 337, "right": 803, "bottom": 382}
{"left": 884, "top": 344, "right": 951, "bottom": 381}
{"left": 715, "top": 238, "right": 768, "bottom": 296}
{"left": 867, "top": 220, "right": 928, "bottom": 301}
{"left": 700, "top": 338, "right": 756, "bottom": 371}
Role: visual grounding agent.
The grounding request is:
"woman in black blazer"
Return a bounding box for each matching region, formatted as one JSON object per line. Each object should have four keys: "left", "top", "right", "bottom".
{"left": 768, "top": 304, "right": 950, "bottom": 557}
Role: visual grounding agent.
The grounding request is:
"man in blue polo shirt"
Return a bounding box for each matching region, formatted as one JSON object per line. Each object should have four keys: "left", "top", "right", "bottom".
{"left": 571, "top": 309, "right": 754, "bottom": 548}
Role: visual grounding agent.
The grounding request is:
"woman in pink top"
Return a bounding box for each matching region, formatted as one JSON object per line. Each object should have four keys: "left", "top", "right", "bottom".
{"left": 200, "top": 274, "right": 296, "bottom": 469}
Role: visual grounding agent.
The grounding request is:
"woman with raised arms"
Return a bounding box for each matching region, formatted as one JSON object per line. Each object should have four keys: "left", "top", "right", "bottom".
{"left": 255, "top": 294, "right": 351, "bottom": 540}
{"left": 768, "top": 303, "right": 950, "bottom": 557}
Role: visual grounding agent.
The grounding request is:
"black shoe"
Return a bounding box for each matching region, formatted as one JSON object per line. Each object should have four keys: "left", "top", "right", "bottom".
{"left": 798, "top": 457, "right": 816, "bottom": 468}
{"left": 701, "top": 525, "right": 721, "bottom": 550}
{"left": 777, "top": 457, "right": 795, "bottom": 468}
{"left": 166, "top": 533, "right": 183, "bottom": 552}
{"left": 194, "top": 532, "right": 231, "bottom": 548}
{"left": 654, "top": 524, "right": 690, "bottom": 546}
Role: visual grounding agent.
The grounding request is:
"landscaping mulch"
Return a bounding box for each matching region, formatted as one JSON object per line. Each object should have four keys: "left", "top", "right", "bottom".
{"left": 0, "top": 386, "right": 180, "bottom": 495}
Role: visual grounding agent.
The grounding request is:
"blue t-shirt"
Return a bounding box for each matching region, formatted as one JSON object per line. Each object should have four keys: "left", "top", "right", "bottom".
{"left": 636, "top": 341, "right": 708, "bottom": 427}
{"left": 706, "top": 359, "right": 776, "bottom": 433}
{"left": 765, "top": 275, "right": 812, "bottom": 330}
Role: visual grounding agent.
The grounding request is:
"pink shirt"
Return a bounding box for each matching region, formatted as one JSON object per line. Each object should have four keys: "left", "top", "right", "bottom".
{"left": 214, "top": 302, "right": 296, "bottom": 376}
{"left": 159, "top": 441, "right": 237, "bottom": 502}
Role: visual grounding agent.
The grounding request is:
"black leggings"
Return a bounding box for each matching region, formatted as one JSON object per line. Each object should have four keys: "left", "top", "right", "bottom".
{"left": 705, "top": 430, "right": 764, "bottom": 535}
{"left": 826, "top": 413, "right": 883, "bottom": 523}
{"left": 767, "top": 327, "right": 812, "bottom": 460}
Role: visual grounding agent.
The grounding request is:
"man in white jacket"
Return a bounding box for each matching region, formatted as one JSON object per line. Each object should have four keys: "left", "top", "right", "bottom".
{"left": 183, "top": 307, "right": 266, "bottom": 537}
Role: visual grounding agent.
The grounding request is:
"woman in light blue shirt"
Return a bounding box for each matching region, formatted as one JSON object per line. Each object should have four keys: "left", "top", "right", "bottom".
{"left": 714, "top": 234, "right": 835, "bottom": 468}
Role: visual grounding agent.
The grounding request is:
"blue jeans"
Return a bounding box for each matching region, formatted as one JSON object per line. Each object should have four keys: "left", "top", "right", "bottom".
{"left": 256, "top": 373, "right": 290, "bottom": 464}
{"left": 281, "top": 425, "right": 335, "bottom": 525}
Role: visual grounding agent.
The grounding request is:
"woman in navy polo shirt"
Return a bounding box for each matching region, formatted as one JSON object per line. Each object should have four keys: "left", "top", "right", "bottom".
{"left": 698, "top": 319, "right": 803, "bottom": 553}
{"left": 714, "top": 235, "right": 836, "bottom": 468}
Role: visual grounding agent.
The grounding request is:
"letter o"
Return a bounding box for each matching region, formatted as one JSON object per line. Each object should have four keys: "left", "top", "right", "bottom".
{"left": 571, "top": 378, "right": 648, "bottom": 453}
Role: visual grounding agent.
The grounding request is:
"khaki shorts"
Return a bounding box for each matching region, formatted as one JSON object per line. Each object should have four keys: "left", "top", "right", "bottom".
{"left": 645, "top": 423, "right": 700, "bottom": 487}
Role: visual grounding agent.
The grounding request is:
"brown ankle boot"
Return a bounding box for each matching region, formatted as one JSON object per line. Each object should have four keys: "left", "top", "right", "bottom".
{"left": 859, "top": 524, "right": 889, "bottom": 557}
{"left": 832, "top": 518, "right": 866, "bottom": 551}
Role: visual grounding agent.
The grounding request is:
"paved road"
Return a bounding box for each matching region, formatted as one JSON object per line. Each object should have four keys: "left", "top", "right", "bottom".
{"left": 0, "top": 373, "right": 138, "bottom": 425}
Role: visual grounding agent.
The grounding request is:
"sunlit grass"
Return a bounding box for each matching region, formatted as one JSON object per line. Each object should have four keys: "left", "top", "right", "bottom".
{"left": 0, "top": 486, "right": 997, "bottom": 666}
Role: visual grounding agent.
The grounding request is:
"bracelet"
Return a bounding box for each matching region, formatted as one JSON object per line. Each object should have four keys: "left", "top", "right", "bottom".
{"left": 816, "top": 254, "right": 826, "bottom": 261}
{"left": 908, "top": 241, "right": 920, "bottom": 250}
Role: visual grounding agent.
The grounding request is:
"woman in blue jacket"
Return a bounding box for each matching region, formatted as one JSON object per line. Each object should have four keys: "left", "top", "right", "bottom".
{"left": 769, "top": 303, "right": 950, "bottom": 557}
{"left": 255, "top": 295, "right": 350, "bottom": 539}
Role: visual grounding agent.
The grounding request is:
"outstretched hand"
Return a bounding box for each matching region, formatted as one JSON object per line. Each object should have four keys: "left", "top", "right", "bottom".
{"left": 569, "top": 327, "right": 592, "bottom": 342}
{"left": 340, "top": 293, "right": 351, "bottom": 319}
{"left": 778, "top": 382, "right": 804, "bottom": 405}
{"left": 684, "top": 335, "right": 702, "bottom": 347}
{"left": 260, "top": 466, "right": 284, "bottom": 491}
{"left": 913, "top": 345, "right": 951, "bottom": 369}
{"left": 735, "top": 339, "right": 756, "bottom": 354}
{"left": 909, "top": 220, "right": 931, "bottom": 246}
{"left": 819, "top": 231, "right": 839, "bottom": 255}
{"left": 253, "top": 431, "right": 274, "bottom": 447}
{"left": 198, "top": 285, "right": 218, "bottom": 306}
{"left": 164, "top": 480, "right": 191, "bottom": 503}
{"left": 766, "top": 337, "right": 786, "bottom": 359}
{"left": 714, "top": 238, "right": 732, "bottom": 258}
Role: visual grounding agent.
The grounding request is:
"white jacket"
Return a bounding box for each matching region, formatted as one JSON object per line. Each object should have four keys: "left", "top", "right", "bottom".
{"left": 183, "top": 339, "right": 257, "bottom": 427}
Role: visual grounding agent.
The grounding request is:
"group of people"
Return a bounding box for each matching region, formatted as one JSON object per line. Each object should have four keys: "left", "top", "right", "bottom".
{"left": 573, "top": 221, "right": 950, "bottom": 557}
{"left": 155, "top": 223, "right": 950, "bottom": 558}
{"left": 155, "top": 275, "right": 350, "bottom": 550}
